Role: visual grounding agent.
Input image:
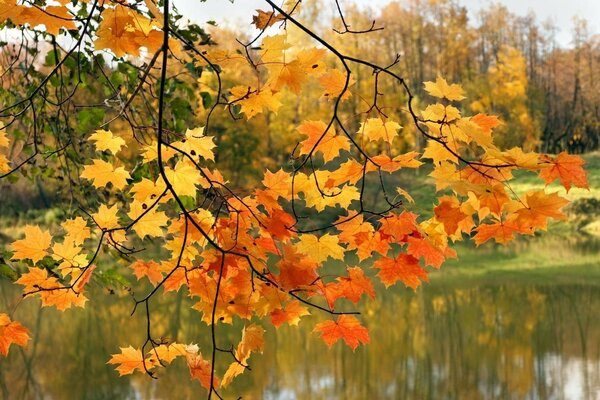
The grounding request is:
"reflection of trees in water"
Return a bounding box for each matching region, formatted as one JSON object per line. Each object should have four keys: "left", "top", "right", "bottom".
{"left": 1, "top": 280, "right": 598, "bottom": 399}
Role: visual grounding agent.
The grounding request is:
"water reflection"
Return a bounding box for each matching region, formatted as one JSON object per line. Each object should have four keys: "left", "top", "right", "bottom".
{"left": 1, "top": 240, "right": 599, "bottom": 399}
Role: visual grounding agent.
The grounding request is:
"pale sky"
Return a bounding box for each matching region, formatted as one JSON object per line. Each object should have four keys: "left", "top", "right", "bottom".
{"left": 172, "top": 0, "right": 600, "bottom": 47}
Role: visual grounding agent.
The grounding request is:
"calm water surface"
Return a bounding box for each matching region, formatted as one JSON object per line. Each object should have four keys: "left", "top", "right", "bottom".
{"left": 1, "top": 237, "right": 599, "bottom": 400}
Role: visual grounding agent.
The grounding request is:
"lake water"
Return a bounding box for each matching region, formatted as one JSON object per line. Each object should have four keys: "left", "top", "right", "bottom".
{"left": 1, "top": 236, "right": 599, "bottom": 400}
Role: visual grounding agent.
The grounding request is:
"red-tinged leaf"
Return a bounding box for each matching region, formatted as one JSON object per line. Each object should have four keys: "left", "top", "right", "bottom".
{"left": 372, "top": 254, "right": 428, "bottom": 290}
{"left": 336, "top": 267, "right": 375, "bottom": 303}
{"left": 515, "top": 190, "right": 569, "bottom": 232}
{"left": 0, "top": 314, "right": 30, "bottom": 356}
{"left": 163, "top": 267, "right": 187, "bottom": 292}
{"left": 471, "top": 113, "right": 502, "bottom": 132}
{"left": 130, "top": 260, "right": 163, "bottom": 286}
{"left": 406, "top": 236, "right": 445, "bottom": 268}
{"left": 313, "top": 315, "right": 369, "bottom": 350}
{"left": 539, "top": 152, "right": 589, "bottom": 192}
{"left": 270, "top": 300, "right": 310, "bottom": 327}
{"left": 434, "top": 196, "right": 468, "bottom": 235}
{"left": 473, "top": 219, "right": 522, "bottom": 245}
{"left": 379, "top": 211, "right": 418, "bottom": 240}
{"left": 187, "top": 351, "right": 219, "bottom": 390}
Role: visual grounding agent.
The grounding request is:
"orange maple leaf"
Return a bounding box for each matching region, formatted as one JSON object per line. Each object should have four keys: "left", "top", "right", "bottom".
{"left": 0, "top": 314, "right": 30, "bottom": 356}
{"left": 539, "top": 152, "right": 589, "bottom": 192}
{"left": 373, "top": 254, "right": 429, "bottom": 289}
{"left": 313, "top": 315, "right": 369, "bottom": 350}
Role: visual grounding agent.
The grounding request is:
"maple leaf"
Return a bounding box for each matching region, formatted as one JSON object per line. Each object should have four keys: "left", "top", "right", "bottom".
{"left": 539, "top": 152, "right": 589, "bottom": 192}
{"left": 130, "top": 260, "right": 163, "bottom": 286}
{"left": 262, "top": 169, "right": 292, "bottom": 199}
{"left": 230, "top": 86, "right": 282, "bottom": 119}
{"left": 357, "top": 118, "right": 402, "bottom": 143}
{"left": 422, "top": 140, "right": 459, "bottom": 165}
{"left": 0, "top": 1, "right": 24, "bottom": 26}
{"left": 259, "top": 34, "right": 291, "bottom": 62}
{"left": 515, "top": 191, "right": 569, "bottom": 232}
{"left": 371, "top": 152, "right": 422, "bottom": 173}
{"left": 0, "top": 125, "right": 8, "bottom": 148}
{"left": 313, "top": 315, "right": 369, "bottom": 350}
{"left": 473, "top": 219, "right": 522, "bottom": 245}
{"left": 319, "top": 69, "right": 354, "bottom": 100}
{"left": 95, "top": 5, "right": 162, "bottom": 58}
{"left": 326, "top": 159, "right": 364, "bottom": 187}
{"left": 15, "top": 267, "right": 54, "bottom": 291}
{"left": 186, "top": 350, "right": 219, "bottom": 390}
{"left": 297, "top": 121, "right": 350, "bottom": 162}
{"left": 88, "top": 129, "right": 125, "bottom": 154}
{"left": 434, "top": 196, "right": 469, "bottom": 235}
{"left": 373, "top": 254, "right": 429, "bottom": 290}
{"left": 406, "top": 236, "right": 446, "bottom": 268}
{"left": 146, "top": 343, "right": 187, "bottom": 368}
{"left": 73, "top": 265, "right": 95, "bottom": 293}
{"left": 421, "top": 104, "right": 461, "bottom": 122}
{"left": 19, "top": 5, "right": 76, "bottom": 35}
{"left": 424, "top": 75, "right": 466, "bottom": 101}
{"left": 92, "top": 204, "right": 120, "bottom": 230}
{"left": 336, "top": 267, "right": 375, "bottom": 303}
{"left": 277, "top": 244, "right": 319, "bottom": 290}
{"left": 41, "top": 288, "right": 88, "bottom": 311}
{"left": 295, "top": 233, "right": 345, "bottom": 264}
{"left": 127, "top": 201, "right": 169, "bottom": 239}
{"left": 11, "top": 225, "right": 52, "bottom": 263}
{"left": 51, "top": 239, "right": 85, "bottom": 274}
{"left": 107, "top": 346, "right": 146, "bottom": 376}
{"left": 270, "top": 300, "right": 310, "bottom": 327}
{"left": 81, "top": 159, "right": 130, "bottom": 190}
{"left": 171, "top": 127, "right": 216, "bottom": 161}
{"left": 62, "top": 217, "right": 91, "bottom": 245}
{"left": 164, "top": 161, "right": 203, "bottom": 198}
{"left": 252, "top": 9, "right": 285, "bottom": 29}
{"left": 471, "top": 113, "right": 502, "bottom": 133}
{"left": 0, "top": 314, "right": 30, "bottom": 356}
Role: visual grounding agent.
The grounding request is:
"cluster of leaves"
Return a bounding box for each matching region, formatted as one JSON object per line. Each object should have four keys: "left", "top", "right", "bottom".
{"left": 0, "top": 0, "right": 589, "bottom": 398}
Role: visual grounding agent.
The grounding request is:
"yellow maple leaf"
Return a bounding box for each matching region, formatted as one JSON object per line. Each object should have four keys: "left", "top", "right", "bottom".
{"left": 94, "top": 5, "right": 162, "bottom": 58}
{"left": 319, "top": 69, "right": 354, "bottom": 101}
{"left": 357, "top": 118, "right": 402, "bottom": 143}
{"left": 62, "top": 217, "right": 91, "bottom": 245}
{"left": 107, "top": 346, "right": 146, "bottom": 376}
{"left": 164, "top": 161, "right": 202, "bottom": 198}
{"left": 295, "top": 233, "right": 345, "bottom": 264}
{"left": 92, "top": 204, "right": 120, "bottom": 230}
{"left": 171, "top": 127, "right": 216, "bottom": 161}
{"left": 88, "top": 130, "right": 125, "bottom": 154}
{"left": 11, "top": 225, "right": 52, "bottom": 263}
{"left": 18, "top": 5, "right": 76, "bottom": 36}
{"left": 127, "top": 201, "right": 169, "bottom": 239}
{"left": 0, "top": 154, "right": 10, "bottom": 173}
{"left": 230, "top": 86, "right": 282, "bottom": 119}
{"left": 424, "top": 75, "right": 466, "bottom": 101}
{"left": 141, "top": 140, "right": 177, "bottom": 163}
{"left": 0, "top": 123, "right": 8, "bottom": 148}
{"left": 41, "top": 287, "right": 88, "bottom": 311}
{"left": 81, "top": 159, "right": 130, "bottom": 190}
{"left": 259, "top": 34, "right": 291, "bottom": 63}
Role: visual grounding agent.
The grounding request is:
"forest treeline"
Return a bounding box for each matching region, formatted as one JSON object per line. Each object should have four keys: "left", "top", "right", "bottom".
{"left": 196, "top": 0, "right": 599, "bottom": 183}
{"left": 0, "top": 0, "right": 598, "bottom": 206}
{"left": 314, "top": 0, "right": 599, "bottom": 154}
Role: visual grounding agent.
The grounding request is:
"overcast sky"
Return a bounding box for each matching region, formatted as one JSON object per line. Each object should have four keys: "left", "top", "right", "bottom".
{"left": 172, "top": 0, "right": 599, "bottom": 47}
